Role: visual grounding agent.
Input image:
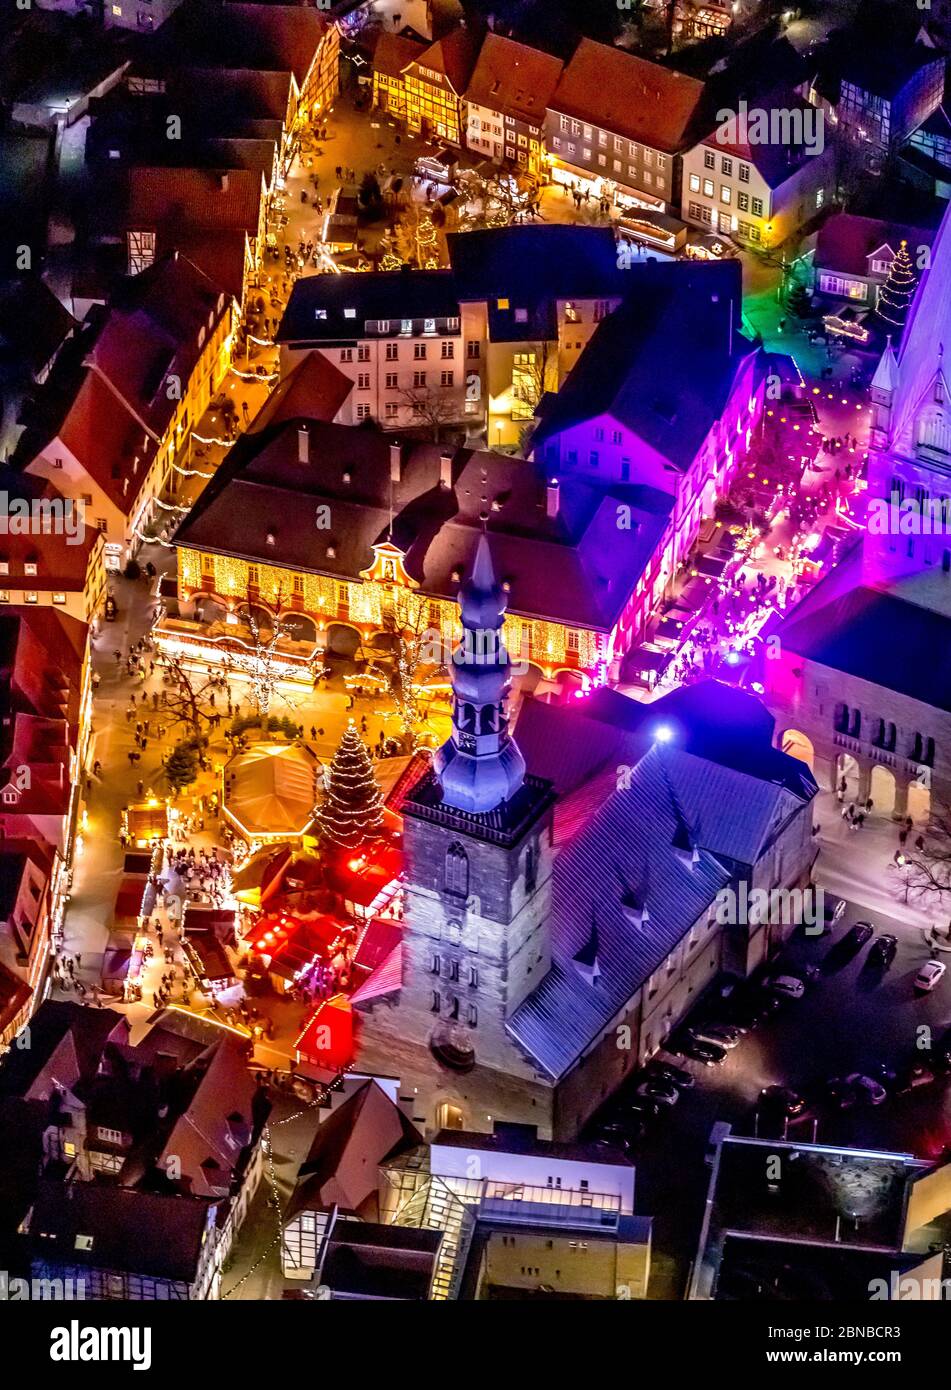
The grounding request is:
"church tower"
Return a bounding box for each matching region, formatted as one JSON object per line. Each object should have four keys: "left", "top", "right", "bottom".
{"left": 354, "top": 534, "right": 557, "bottom": 1133}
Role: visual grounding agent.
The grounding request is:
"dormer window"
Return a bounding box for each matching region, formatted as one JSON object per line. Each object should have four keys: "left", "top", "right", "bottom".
{"left": 343, "top": 308, "right": 356, "bottom": 319}
{"left": 24, "top": 563, "right": 37, "bottom": 577}
{"left": 315, "top": 309, "right": 327, "bottom": 320}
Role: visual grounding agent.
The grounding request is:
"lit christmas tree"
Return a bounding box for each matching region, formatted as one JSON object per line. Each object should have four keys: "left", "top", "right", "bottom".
{"left": 876, "top": 240, "right": 919, "bottom": 331}
{"left": 314, "top": 720, "right": 384, "bottom": 850}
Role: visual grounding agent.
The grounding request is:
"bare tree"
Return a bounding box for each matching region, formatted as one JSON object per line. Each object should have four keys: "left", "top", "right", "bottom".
{"left": 898, "top": 802, "right": 951, "bottom": 914}
{"left": 225, "top": 587, "right": 300, "bottom": 723}
{"left": 398, "top": 384, "right": 459, "bottom": 443}
{"left": 158, "top": 653, "right": 222, "bottom": 738}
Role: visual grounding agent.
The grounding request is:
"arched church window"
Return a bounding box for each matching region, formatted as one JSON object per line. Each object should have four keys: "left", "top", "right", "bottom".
{"left": 916, "top": 405, "right": 951, "bottom": 456}
{"left": 444, "top": 842, "right": 469, "bottom": 899}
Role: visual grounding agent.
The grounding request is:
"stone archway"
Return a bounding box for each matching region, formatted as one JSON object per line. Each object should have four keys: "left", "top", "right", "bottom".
{"left": 869, "top": 764, "right": 896, "bottom": 817}
{"left": 835, "top": 752, "right": 860, "bottom": 804}
{"left": 326, "top": 623, "right": 361, "bottom": 658}
{"left": 781, "top": 729, "right": 815, "bottom": 771}
{"left": 907, "top": 776, "right": 931, "bottom": 825}
{"left": 278, "top": 612, "right": 318, "bottom": 645}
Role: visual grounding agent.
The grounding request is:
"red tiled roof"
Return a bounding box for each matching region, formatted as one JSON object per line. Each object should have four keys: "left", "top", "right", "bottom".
{"left": 126, "top": 166, "right": 262, "bottom": 233}
{"left": 549, "top": 38, "right": 707, "bottom": 152}
{"left": 248, "top": 350, "right": 353, "bottom": 432}
{"left": 43, "top": 255, "right": 231, "bottom": 513}
{"left": 815, "top": 212, "right": 935, "bottom": 277}
{"left": 0, "top": 959, "right": 32, "bottom": 1035}
{"left": 410, "top": 26, "right": 480, "bottom": 94}
{"left": 465, "top": 32, "right": 564, "bottom": 122}
{"left": 372, "top": 30, "right": 427, "bottom": 79}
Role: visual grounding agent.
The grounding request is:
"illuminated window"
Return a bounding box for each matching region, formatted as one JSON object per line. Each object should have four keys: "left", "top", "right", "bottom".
{"left": 511, "top": 352, "right": 536, "bottom": 419}
{"left": 497, "top": 298, "right": 509, "bottom": 310}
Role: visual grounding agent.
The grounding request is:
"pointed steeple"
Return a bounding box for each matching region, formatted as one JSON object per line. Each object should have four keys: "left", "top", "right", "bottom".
{"left": 434, "top": 534, "right": 526, "bottom": 815}
{"left": 871, "top": 334, "right": 899, "bottom": 396}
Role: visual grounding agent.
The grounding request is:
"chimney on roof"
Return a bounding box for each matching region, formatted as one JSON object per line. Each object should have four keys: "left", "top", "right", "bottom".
{"left": 439, "top": 449, "right": 452, "bottom": 488}
{"left": 389, "top": 441, "right": 402, "bottom": 482}
{"left": 298, "top": 426, "right": 309, "bottom": 463}
{"left": 219, "top": 172, "right": 230, "bottom": 193}
{"left": 546, "top": 477, "right": 560, "bottom": 518}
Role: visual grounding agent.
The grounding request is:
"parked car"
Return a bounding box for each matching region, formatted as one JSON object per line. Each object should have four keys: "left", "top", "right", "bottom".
{"left": 844, "top": 920, "right": 874, "bottom": 951}
{"left": 846, "top": 1073, "right": 888, "bottom": 1106}
{"left": 764, "top": 974, "right": 806, "bottom": 1000}
{"left": 676, "top": 1036, "right": 728, "bottom": 1066}
{"left": 867, "top": 935, "right": 898, "bottom": 969}
{"left": 894, "top": 1064, "right": 936, "bottom": 1096}
{"left": 635, "top": 1078, "right": 679, "bottom": 1107}
{"left": 646, "top": 1060, "right": 696, "bottom": 1089}
{"left": 688, "top": 1021, "right": 742, "bottom": 1049}
{"left": 592, "top": 1124, "right": 638, "bottom": 1154}
{"left": 756, "top": 1086, "right": 807, "bottom": 1139}
{"left": 759, "top": 1085, "right": 807, "bottom": 1117}
{"left": 823, "top": 1076, "right": 858, "bottom": 1110}
{"left": 915, "top": 959, "right": 947, "bottom": 992}
{"left": 935, "top": 1030, "right": 951, "bottom": 1069}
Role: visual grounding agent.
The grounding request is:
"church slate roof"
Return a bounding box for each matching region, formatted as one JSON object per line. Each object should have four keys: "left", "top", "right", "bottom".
{"left": 778, "top": 576, "right": 951, "bottom": 713}
{"left": 507, "top": 685, "right": 817, "bottom": 1079}
{"left": 530, "top": 260, "right": 760, "bottom": 471}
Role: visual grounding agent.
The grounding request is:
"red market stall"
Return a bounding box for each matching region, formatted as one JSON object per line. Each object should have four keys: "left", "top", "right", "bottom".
{"left": 295, "top": 994, "right": 353, "bottom": 1073}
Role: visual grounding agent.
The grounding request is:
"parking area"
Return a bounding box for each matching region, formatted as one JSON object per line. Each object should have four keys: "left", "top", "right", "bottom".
{"left": 587, "top": 896, "right": 951, "bottom": 1297}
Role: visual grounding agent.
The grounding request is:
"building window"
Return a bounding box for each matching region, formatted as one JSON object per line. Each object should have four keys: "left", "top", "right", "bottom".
{"left": 340, "top": 348, "right": 353, "bottom": 363}
{"left": 385, "top": 372, "right": 398, "bottom": 389}
{"left": 356, "top": 404, "right": 371, "bottom": 419}
{"left": 444, "top": 842, "right": 469, "bottom": 899}
{"left": 738, "top": 163, "right": 750, "bottom": 183}
{"left": 386, "top": 343, "right": 398, "bottom": 361}
{"left": 385, "top": 402, "right": 399, "bottom": 419}
{"left": 440, "top": 370, "right": 454, "bottom": 387}
{"left": 357, "top": 373, "right": 370, "bottom": 390}
{"left": 441, "top": 341, "right": 454, "bottom": 358}
{"left": 752, "top": 197, "right": 764, "bottom": 216}
{"left": 721, "top": 157, "right": 732, "bottom": 176}
{"left": 704, "top": 149, "right": 715, "bottom": 169}
{"left": 689, "top": 173, "right": 700, "bottom": 192}
{"left": 467, "top": 340, "right": 480, "bottom": 359}
{"left": 413, "top": 371, "right": 426, "bottom": 388}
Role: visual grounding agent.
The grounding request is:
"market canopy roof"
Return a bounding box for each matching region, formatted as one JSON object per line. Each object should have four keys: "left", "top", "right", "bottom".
{"left": 224, "top": 742, "right": 319, "bottom": 840}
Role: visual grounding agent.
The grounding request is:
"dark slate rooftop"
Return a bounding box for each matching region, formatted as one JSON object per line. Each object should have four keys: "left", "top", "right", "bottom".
{"left": 276, "top": 269, "right": 461, "bottom": 345}
{"left": 173, "top": 421, "right": 673, "bottom": 630}
{"left": 446, "top": 225, "right": 627, "bottom": 342}
{"left": 531, "top": 260, "right": 760, "bottom": 471}
{"left": 779, "top": 579, "right": 951, "bottom": 712}
{"left": 508, "top": 684, "right": 817, "bottom": 1079}
{"left": 29, "top": 1181, "right": 211, "bottom": 1284}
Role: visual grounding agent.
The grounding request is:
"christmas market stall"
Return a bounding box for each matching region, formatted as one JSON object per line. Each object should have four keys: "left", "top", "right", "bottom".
{"left": 294, "top": 993, "right": 354, "bottom": 1077}
{"left": 122, "top": 799, "right": 169, "bottom": 849}
{"left": 223, "top": 742, "right": 320, "bottom": 847}
{"left": 181, "top": 903, "right": 240, "bottom": 993}
{"left": 244, "top": 909, "right": 341, "bottom": 995}
{"left": 99, "top": 929, "right": 137, "bottom": 999}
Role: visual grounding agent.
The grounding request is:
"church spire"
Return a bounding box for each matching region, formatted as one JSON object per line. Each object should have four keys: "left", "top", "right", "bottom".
{"left": 434, "top": 534, "right": 526, "bottom": 814}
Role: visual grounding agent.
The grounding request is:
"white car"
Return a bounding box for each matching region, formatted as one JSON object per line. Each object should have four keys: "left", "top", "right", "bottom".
{"left": 766, "top": 974, "right": 806, "bottom": 999}
{"left": 914, "top": 959, "right": 947, "bottom": 992}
